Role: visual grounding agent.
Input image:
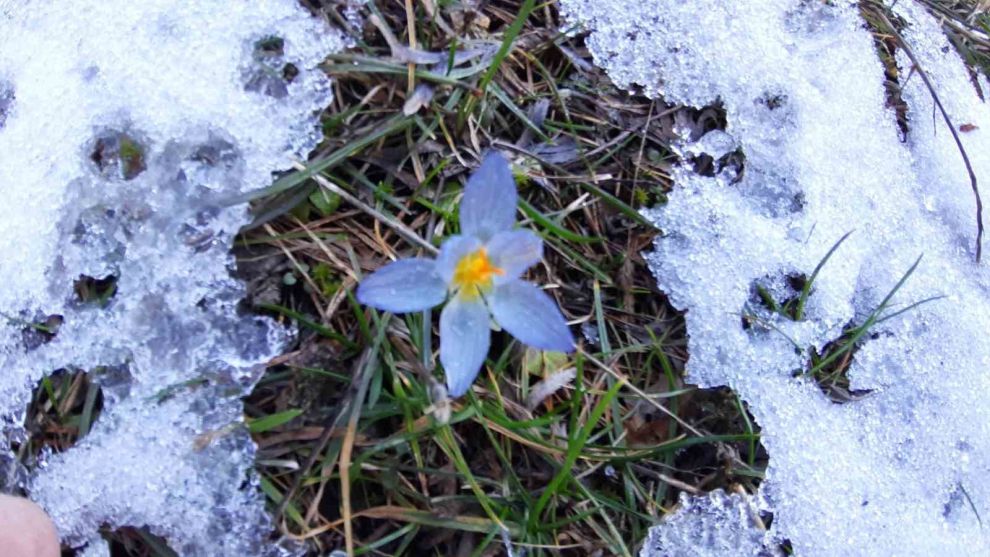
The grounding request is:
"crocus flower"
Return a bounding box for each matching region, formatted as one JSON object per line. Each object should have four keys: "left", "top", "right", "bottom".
{"left": 357, "top": 152, "right": 574, "bottom": 396}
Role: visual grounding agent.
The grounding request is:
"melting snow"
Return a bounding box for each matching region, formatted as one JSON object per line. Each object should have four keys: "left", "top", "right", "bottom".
{"left": 562, "top": 0, "right": 990, "bottom": 555}
{"left": 639, "top": 490, "right": 777, "bottom": 557}
{"left": 0, "top": 1, "right": 342, "bottom": 555}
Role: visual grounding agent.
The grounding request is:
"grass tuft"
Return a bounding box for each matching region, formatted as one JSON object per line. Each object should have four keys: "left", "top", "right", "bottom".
{"left": 233, "top": 0, "right": 987, "bottom": 553}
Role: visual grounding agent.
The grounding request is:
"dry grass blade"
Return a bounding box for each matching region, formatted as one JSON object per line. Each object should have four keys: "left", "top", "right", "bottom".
{"left": 340, "top": 345, "right": 379, "bottom": 555}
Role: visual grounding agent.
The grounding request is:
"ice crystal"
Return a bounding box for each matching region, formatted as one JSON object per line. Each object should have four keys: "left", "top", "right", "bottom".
{"left": 0, "top": 1, "right": 342, "bottom": 555}
{"left": 639, "top": 490, "right": 778, "bottom": 557}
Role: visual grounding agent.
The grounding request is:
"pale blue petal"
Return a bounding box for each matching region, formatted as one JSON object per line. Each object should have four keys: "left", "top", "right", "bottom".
{"left": 357, "top": 258, "right": 446, "bottom": 313}
{"left": 486, "top": 229, "right": 543, "bottom": 285}
{"left": 459, "top": 152, "right": 517, "bottom": 241}
{"left": 489, "top": 280, "right": 573, "bottom": 352}
{"left": 435, "top": 235, "right": 482, "bottom": 285}
{"left": 440, "top": 296, "right": 491, "bottom": 397}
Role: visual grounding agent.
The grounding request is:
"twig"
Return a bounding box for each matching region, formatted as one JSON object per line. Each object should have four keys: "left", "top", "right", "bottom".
{"left": 878, "top": 10, "right": 984, "bottom": 262}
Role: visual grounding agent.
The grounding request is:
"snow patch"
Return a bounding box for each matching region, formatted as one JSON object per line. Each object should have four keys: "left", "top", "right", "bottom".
{"left": 562, "top": 0, "right": 990, "bottom": 555}
{"left": 0, "top": 1, "right": 342, "bottom": 555}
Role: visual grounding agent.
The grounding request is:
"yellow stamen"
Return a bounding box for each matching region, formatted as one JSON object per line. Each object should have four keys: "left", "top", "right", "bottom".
{"left": 452, "top": 248, "right": 504, "bottom": 299}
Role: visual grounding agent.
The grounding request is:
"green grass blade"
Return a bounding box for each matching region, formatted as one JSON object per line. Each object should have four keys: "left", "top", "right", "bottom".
{"left": 528, "top": 378, "right": 624, "bottom": 531}
{"left": 519, "top": 198, "right": 603, "bottom": 244}
{"left": 248, "top": 408, "right": 303, "bottom": 434}
{"left": 240, "top": 114, "right": 414, "bottom": 203}
{"left": 795, "top": 231, "right": 853, "bottom": 320}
